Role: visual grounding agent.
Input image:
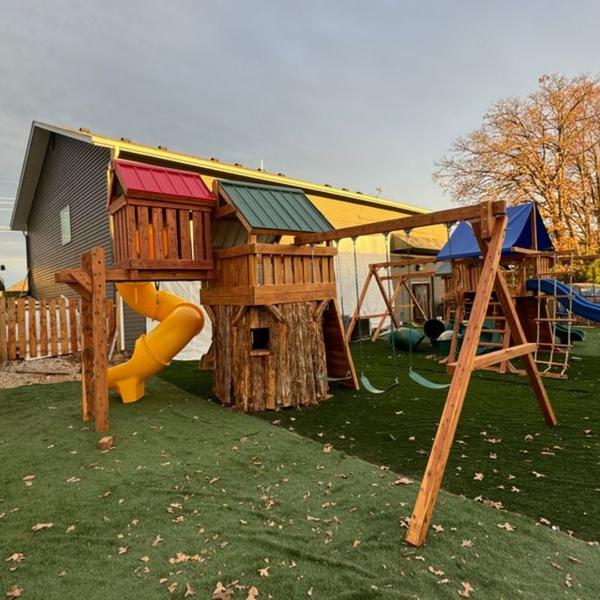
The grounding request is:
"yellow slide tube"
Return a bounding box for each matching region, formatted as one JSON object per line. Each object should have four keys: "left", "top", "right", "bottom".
{"left": 108, "top": 283, "right": 204, "bottom": 403}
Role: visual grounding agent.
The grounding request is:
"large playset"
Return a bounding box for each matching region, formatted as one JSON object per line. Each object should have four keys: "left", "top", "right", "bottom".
{"left": 54, "top": 158, "right": 600, "bottom": 546}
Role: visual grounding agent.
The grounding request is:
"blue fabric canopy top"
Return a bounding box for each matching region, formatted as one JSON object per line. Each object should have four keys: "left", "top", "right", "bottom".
{"left": 436, "top": 203, "right": 553, "bottom": 261}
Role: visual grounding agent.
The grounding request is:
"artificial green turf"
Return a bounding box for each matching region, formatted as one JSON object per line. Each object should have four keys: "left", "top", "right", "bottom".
{"left": 160, "top": 330, "right": 600, "bottom": 544}
{"left": 1, "top": 378, "right": 599, "bottom": 599}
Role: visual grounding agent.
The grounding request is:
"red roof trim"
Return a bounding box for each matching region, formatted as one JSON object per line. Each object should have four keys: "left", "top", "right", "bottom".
{"left": 113, "top": 159, "right": 215, "bottom": 203}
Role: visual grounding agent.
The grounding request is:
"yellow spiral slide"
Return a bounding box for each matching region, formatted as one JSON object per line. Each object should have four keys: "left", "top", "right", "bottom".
{"left": 108, "top": 282, "right": 204, "bottom": 403}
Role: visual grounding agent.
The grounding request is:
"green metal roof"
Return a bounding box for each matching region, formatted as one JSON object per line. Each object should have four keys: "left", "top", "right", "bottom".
{"left": 219, "top": 180, "right": 333, "bottom": 233}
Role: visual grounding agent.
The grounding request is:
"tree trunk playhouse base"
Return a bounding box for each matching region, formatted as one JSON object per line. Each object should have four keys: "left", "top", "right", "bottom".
{"left": 213, "top": 302, "right": 330, "bottom": 411}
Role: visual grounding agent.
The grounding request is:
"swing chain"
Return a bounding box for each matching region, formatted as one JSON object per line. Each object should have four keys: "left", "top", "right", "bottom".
{"left": 351, "top": 237, "right": 365, "bottom": 375}
{"left": 383, "top": 232, "right": 399, "bottom": 383}
{"left": 404, "top": 229, "right": 414, "bottom": 373}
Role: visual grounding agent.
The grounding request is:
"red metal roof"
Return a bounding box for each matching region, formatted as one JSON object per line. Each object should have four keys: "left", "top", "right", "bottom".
{"left": 113, "top": 159, "right": 215, "bottom": 203}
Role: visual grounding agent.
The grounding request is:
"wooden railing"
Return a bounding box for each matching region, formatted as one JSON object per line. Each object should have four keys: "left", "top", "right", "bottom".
{"left": 201, "top": 244, "right": 338, "bottom": 306}
{"left": 0, "top": 297, "right": 115, "bottom": 362}
{"left": 110, "top": 196, "right": 213, "bottom": 272}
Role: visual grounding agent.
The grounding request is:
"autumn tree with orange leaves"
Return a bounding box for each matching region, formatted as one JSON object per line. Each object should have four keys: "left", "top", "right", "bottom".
{"left": 435, "top": 74, "right": 600, "bottom": 253}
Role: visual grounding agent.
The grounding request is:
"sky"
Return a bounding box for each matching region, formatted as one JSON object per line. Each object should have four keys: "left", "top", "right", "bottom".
{"left": 2, "top": 0, "right": 600, "bottom": 286}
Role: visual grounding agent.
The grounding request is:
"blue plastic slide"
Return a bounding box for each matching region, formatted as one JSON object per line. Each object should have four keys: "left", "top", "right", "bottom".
{"left": 526, "top": 279, "right": 600, "bottom": 323}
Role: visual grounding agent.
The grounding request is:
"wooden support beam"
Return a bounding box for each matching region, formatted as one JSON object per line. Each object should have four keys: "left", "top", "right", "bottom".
{"left": 446, "top": 342, "right": 537, "bottom": 374}
{"left": 264, "top": 304, "right": 285, "bottom": 323}
{"left": 91, "top": 247, "right": 109, "bottom": 432}
{"left": 405, "top": 214, "right": 507, "bottom": 547}
{"left": 231, "top": 306, "right": 248, "bottom": 327}
{"left": 55, "top": 269, "right": 92, "bottom": 300}
{"left": 80, "top": 253, "right": 94, "bottom": 422}
{"left": 214, "top": 204, "right": 238, "bottom": 220}
{"left": 371, "top": 278, "right": 403, "bottom": 341}
{"left": 294, "top": 200, "right": 505, "bottom": 245}
{"left": 314, "top": 299, "right": 330, "bottom": 320}
{"left": 372, "top": 271, "right": 401, "bottom": 329}
{"left": 472, "top": 223, "right": 557, "bottom": 427}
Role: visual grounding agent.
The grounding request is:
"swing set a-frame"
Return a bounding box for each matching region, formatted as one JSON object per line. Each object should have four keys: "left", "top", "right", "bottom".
{"left": 344, "top": 255, "right": 436, "bottom": 342}
{"left": 295, "top": 199, "right": 557, "bottom": 547}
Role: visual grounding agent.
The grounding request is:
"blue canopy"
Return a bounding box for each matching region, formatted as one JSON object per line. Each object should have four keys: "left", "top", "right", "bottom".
{"left": 436, "top": 203, "right": 553, "bottom": 261}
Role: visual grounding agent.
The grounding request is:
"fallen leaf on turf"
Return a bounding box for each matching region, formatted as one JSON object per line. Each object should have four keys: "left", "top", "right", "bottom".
{"left": 565, "top": 574, "right": 573, "bottom": 588}
{"left": 5, "top": 553, "right": 24, "bottom": 563}
{"left": 532, "top": 471, "right": 546, "bottom": 478}
{"left": 65, "top": 525, "right": 76, "bottom": 533}
{"left": 498, "top": 522, "right": 515, "bottom": 532}
{"left": 391, "top": 477, "right": 413, "bottom": 486}
{"left": 458, "top": 581, "right": 474, "bottom": 598}
{"left": 323, "top": 444, "right": 333, "bottom": 454}
{"left": 352, "top": 539, "right": 361, "bottom": 548}
{"left": 461, "top": 540, "right": 473, "bottom": 548}
{"left": 539, "top": 517, "right": 551, "bottom": 526}
{"left": 22, "top": 475, "right": 35, "bottom": 487}
{"left": 246, "top": 586, "right": 258, "bottom": 600}
{"left": 167, "top": 582, "right": 178, "bottom": 594}
{"left": 306, "top": 515, "right": 320, "bottom": 522}
{"left": 432, "top": 524, "right": 444, "bottom": 533}
{"left": 474, "top": 473, "right": 484, "bottom": 481}
{"left": 184, "top": 583, "right": 197, "bottom": 597}
{"left": 209, "top": 477, "right": 220, "bottom": 484}
{"left": 151, "top": 535, "right": 163, "bottom": 547}
{"left": 567, "top": 556, "right": 580, "bottom": 564}
{"left": 31, "top": 523, "right": 53, "bottom": 531}
{"left": 246, "top": 586, "right": 259, "bottom": 600}
{"left": 258, "top": 567, "right": 270, "bottom": 577}
{"left": 97, "top": 436, "right": 115, "bottom": 451}
{"left": 551, "top": 562, "right": 562, "bottom": 571}
{"left": 58, "top": 571, "right": 67, "bottom": 577}
{"left": 117, "top": 547, "right": 127, "bottom": 554}
{"left": 428, "top": 566, "right": 445, "bottom": 576}
{"left": 212, "top": 582, "right": 234, "bottom": 600}
{"left": 5, "top": 585, "right": 23, "bottom": 598}
{"left": 140, "top": 556, "right": 150, "bottom": 562}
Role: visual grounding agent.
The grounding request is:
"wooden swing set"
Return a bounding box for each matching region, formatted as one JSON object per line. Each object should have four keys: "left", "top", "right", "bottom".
{"left": 344, "top": 256, "right": 436, "bottom": 342}
{"left": 295, "top": 199, "right": 556, "bottom": 547}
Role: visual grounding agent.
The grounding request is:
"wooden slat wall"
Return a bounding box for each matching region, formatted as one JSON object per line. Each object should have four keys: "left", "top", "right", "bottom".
{"left": 0, "top": 297, "right": 115, "bottom": 361}
{"left": 213, "top": 252, "right": 335, "bottom": 289}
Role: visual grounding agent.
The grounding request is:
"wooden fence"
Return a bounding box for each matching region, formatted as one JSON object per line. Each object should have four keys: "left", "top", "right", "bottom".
{"left": 0, "top": 297, "right": 115, "bottom": 362}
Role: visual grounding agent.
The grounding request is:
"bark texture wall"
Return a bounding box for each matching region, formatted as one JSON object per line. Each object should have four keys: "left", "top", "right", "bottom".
{"left": 213, "top": 302, "right": 329, "bottom": 411}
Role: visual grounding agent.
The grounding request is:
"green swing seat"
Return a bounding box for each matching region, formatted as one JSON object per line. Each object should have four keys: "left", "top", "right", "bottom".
{"left": 409, "top": 369, "right": 451, "bottom": 390}
{"left": 360, "top": 374, "right": 399, "bottom": 394}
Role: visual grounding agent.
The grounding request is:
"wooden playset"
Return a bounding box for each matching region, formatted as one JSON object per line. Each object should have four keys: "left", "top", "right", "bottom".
{"left": 438, "top": 204, "right": 600, "bottom": 379}
{"left": 55, "top": 158, "right": 560, "bottom": 547}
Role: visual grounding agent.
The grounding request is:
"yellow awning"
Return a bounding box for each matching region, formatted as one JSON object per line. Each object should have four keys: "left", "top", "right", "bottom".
{"left": 391, "top": 225, "right": 446, "bottom": 255}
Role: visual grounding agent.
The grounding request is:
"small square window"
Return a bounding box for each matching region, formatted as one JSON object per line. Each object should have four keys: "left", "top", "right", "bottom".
{"left": 251, "top": 327, "right": 270, "bottom": 351}
{"left": 60, "top": 205, "right": 71, "bottom": 245}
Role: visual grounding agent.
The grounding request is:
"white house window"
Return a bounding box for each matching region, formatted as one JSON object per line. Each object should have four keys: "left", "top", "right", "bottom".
{"left": 60, "top": 205, "right": 71, "bottom": 245}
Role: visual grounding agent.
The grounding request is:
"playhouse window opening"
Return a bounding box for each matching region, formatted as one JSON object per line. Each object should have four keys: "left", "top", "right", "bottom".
{"left": 251, "top": 327, "right": 270, "bottom": 351}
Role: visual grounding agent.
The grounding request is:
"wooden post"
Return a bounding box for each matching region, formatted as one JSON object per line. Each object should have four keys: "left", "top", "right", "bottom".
{"left": 91, "top": 247, "right": 109, "bottom": 432}
{"left": 80, "top": 253, "right": 94, "bottom": 422}
{"left": 0, "top": 297, "right": 6, "bottom": 365}
{"left": 405, "top": 214, "right": 508, "bottom": 547}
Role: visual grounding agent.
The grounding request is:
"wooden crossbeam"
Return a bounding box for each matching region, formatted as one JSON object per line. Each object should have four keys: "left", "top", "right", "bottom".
{"left": 294, "top": 200, "right": 506, "bottom": 245}
{"left": 446, "top": 342, "right": 537, "bottom": 374}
